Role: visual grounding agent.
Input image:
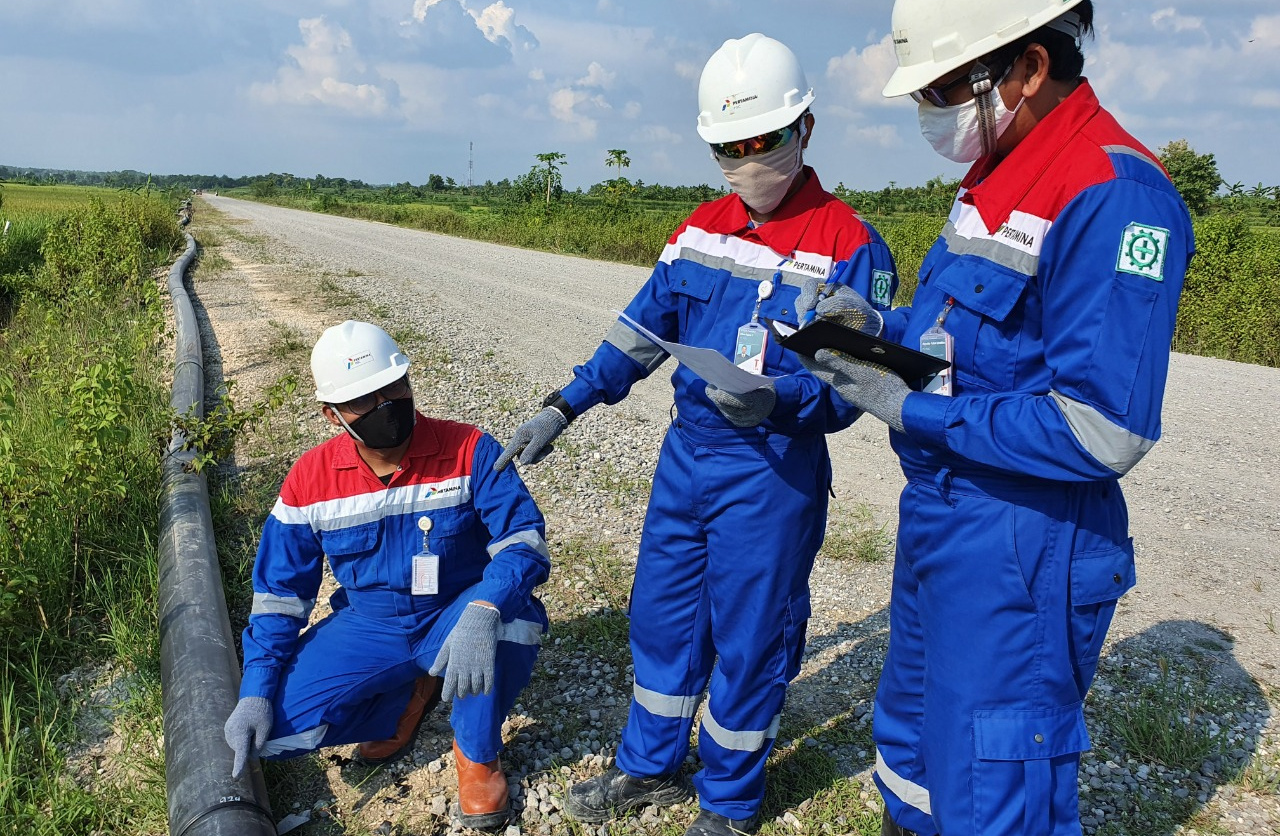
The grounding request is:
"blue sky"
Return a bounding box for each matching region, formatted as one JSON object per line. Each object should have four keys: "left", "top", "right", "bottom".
{"left": 2, "top": 1, "right": 1278, "bottom": 191}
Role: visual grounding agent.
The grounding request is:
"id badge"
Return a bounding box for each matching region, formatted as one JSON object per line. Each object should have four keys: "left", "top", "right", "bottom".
{"left": 412, "top": 551, "right": 439, "bottom": 595}
{"left": 919, "top": 325, "right": 954, "bottom": 396}
{"left": 735, "top": 322, "right": 769, "bottom": 374}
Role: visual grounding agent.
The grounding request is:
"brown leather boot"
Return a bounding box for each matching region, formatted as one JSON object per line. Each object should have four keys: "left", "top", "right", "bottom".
{"left": 452, "top": 739, "right": 510, "bottom": 830}
{"left": 358, "top": 675, "right": 441, "bottom": 764}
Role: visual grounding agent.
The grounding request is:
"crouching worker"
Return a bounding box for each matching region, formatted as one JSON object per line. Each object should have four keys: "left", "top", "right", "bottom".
{"left": 224, "top": 320, "right": 549, "bottom": 831}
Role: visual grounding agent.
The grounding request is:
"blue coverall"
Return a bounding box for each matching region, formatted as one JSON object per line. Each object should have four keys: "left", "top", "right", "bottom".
{"left": 240, "top": 414, "right": 550, "bottom": 765}
{"left": 871, "top": 82, "right": 1194, "bottom": 836}
{"left": 560, "top": 169, "right": 898, "bottom": 820}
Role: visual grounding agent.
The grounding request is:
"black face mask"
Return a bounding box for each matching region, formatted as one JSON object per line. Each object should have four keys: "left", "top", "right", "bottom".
{"left": 346, "top": 398, "right": 415, "bottom": 449}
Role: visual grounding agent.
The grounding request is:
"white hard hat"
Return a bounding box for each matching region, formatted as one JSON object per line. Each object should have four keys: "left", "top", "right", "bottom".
{"left": 881, "top": 0, "right": 1087, "bottom": 98}
{"left": 311, "top": 320, "right": 410, "bottom": 403}
{"left": 696, "top": 33, "right": 815, "bottom": 144}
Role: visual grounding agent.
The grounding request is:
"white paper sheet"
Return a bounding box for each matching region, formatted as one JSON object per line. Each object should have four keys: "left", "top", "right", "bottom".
{"left": 614, "top": 311, "right": 772, "bottom": 395}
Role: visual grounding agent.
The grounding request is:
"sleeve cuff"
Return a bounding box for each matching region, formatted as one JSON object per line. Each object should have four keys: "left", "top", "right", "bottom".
{"left": 766, "top": 374, "right": 804, "bottom": 420}
{"left": 901, "top": 390, "right": 952, "bottom": 447}
{"left": 559, "top": 378, "right": 599, "bottom": 419}
{"left": 239, "top": 666, "right": 279, "bottom": 701}
{"left": 469, "top": 578, "right": 524, "bottom": 621}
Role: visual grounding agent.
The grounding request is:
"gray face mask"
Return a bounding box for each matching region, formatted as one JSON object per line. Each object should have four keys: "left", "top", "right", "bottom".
{"left": 715, "top": 123, "right": 806, "bottom": 215}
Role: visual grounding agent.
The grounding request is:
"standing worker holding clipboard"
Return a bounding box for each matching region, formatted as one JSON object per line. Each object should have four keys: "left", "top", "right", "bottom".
{"left": 496, "top": 34, "right": 896, "bottom": 836}
{"left": 797, "top": 2, "right": 1193, "bottom": 834}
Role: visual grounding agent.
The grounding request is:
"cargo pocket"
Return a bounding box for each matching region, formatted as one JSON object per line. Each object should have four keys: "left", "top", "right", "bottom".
{"left": 780, "top": 592, "right": 811, "bottom": 683}
{"left": 1069, "top": 540, "right": 1135, "bottom": 679}
{"left": 972, "top": 704, "right": 1090, "bottom": 834}
{"left": 321, "top": 522, "right": 381, "bottom": 587}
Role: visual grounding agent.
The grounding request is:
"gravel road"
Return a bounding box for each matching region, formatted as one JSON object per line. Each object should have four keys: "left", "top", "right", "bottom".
{"left": 193, "top": 195, "right": 1280, "bottom": 835}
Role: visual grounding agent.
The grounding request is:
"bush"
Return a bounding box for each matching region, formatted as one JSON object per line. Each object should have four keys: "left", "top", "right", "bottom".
{"left": 1174, "top": 215, "right": 1280, "bottom": 366}
{"left": 872, "top": 213, "right": 945, "bottom": 305}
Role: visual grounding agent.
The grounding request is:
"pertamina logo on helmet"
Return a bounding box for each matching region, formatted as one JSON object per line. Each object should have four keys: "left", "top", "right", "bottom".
{"left": 722, "top": 93, "right": 758, "bottom": 113}
{"left": 346, "top": 351, "right": 374, "bottom": 370}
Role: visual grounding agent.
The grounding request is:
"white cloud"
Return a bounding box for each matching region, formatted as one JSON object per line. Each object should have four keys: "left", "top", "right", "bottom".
{"left": 1151, "top": 8, "right": 1205, "bottom": 34}
{"left": 409, "top": 0, "right": 537, "bottom": 54}
{"left": 549, "top": 87, "right": 610, "bottom": 139}
{"left": 845, "top": 123, "right": 901, "bottom": 149}
{"left": 577, "top": 61, "right": 616, "bottom": 89}
{"left": 825, "top": 35, "right": 899, "bottom": 106}
{"left": 249, "top": 17, "right": 393, "bottom": 117}
{"left": 623, "top": 101, "right": 642, "bottom": 119}
{"left": 471, "top": 1, "right": 536, "bottom": 51}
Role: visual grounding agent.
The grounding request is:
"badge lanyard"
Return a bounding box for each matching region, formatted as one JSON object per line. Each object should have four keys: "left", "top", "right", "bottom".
{"left": 734, "top": 276, "right": 776, "bottom": 375}
{"left": 412, "top": 516, "right": 439, "bottom": 596}
{"left": 919, "top": 297, "right": 955, "bottom": 397}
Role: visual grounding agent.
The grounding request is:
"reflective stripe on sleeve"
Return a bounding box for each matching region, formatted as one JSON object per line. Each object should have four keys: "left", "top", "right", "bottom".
{"left": 1049, "top": 390, "right": 1156, "bottom": 475}
{"left": 251, "top": 592, "right": 315, "bottom": 620}
{"left": 487, "top": 529, "right": 550, "bottom": 559}
{"left": 604, "top": 321, "right": 668, "bottom": 372}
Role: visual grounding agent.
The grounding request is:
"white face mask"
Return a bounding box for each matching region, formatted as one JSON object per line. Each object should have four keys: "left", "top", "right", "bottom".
{"left": 715, "top": 123, "right": 806, "bottom": 215}
{"left": 918, "top": 86, "right": 1023, "bottom": 163}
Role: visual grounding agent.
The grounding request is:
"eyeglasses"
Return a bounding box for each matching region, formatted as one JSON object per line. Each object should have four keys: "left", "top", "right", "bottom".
{"left": 911, "top": 60, "right": 1012, "bottom": 108}
{"left": 332, "top": 375, "right": 411, "bottom": 416}
{"left": 711, "top": 122, "right": 800, "bottom": 160}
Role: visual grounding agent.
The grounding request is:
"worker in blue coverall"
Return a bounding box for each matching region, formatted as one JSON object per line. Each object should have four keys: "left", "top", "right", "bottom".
{"left": 496, "top": 34, "right": 898, "bottom": 836}
{"left": 223, "top": 321, "right": 550, "bottom": 830}
{"left": 798, "top": 2, "right": 1193, "bottom": 834}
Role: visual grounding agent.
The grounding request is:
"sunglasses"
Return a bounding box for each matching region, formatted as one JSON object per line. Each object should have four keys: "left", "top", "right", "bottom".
{"left": 711, "top": 122, "right": 800, "bottom": 160}
{"left": 332, "top": 374, "right": 411, "bottom": 416}
{"left": 911, "top": 60, "right": 1012, "bottom": 108}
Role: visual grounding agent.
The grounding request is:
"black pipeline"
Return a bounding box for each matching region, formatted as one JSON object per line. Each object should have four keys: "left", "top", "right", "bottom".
{"left": 159, "top": 233, "right": 275, "bottom": 836}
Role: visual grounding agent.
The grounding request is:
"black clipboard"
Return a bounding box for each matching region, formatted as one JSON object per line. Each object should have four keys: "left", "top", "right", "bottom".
{"left": 765, "top": 318, "right": 949, "bottom": 383}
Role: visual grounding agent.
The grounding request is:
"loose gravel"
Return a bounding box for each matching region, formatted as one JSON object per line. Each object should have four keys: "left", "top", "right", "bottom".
{"left": 164, "top": 196, "right": 1280, "bottom": 836}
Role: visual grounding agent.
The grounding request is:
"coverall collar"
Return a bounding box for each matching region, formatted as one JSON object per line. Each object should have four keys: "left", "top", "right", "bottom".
{"left": 959, "top": 79, "right": 1102, "bottom": 234}
{"left": 708, "top": 166, "right": 827, "bottom": 259}
{"left": 331, "top": 410, "right": 441, "bottom": 471}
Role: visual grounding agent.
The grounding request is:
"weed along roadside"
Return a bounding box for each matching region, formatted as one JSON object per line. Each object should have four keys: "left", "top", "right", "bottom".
{"left": 0, "top": 185, "right": 185, "bottom": 833}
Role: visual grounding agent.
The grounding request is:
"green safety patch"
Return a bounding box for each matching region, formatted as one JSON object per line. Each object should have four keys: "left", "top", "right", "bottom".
{"left": 871, "top": 269, "right": 894, "bottom": 306}
{"left": 1116, "top": 222, "right": 1170, "bottom": 281}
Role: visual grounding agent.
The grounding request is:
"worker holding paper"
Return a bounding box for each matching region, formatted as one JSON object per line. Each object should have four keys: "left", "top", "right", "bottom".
{"left": 496, "top": 33, "right": 896, "bottom": 836}
{"left": 798, "top": 2, "right": 1193, "bottom": 833}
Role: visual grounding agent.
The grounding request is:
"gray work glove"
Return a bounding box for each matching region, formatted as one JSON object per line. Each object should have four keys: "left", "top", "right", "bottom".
{"left": 494, "top": 407, "right": 568, "bottom": 472}
{"left": 800, "top": 349, "right": 909, "bottom": 433}
{"left": 429, "top": 602, "right": 501, "bottom": 701}
{"left": 224, "top": 696, "right": 273, "bottom": 779}
{"left": 796, "top": 276, "right": 884, "bottom": 336}
{"left": 706, "top": 382, "right": 776, "bottom": 427}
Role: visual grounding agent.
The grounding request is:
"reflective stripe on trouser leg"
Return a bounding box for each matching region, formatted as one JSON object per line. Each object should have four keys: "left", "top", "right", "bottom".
{"left": 875, "top": 478, "right": 1116, "bottom": 836}
{"left": 617, "top": 427, "right": 715, "bottom": 778}
{"left": 696, "top": 425, "right": 829, "bottom": 820}
{"left": 261, "top": 607, "right": 424, "bottom": 758}
{"left": 446, "top": 597, "right": 546, "bottom": 763}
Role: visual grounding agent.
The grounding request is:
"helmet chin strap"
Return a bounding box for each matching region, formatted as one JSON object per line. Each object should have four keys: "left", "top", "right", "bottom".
{"left": 969, "top": 62, "right": 1000, "bottom": 158}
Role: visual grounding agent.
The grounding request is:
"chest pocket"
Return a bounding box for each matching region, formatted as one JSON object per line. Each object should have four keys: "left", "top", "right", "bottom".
{"left": 320, "top": 521, "right": 381, "bottom": 587}
{"left": 426, "top": 507, "right": 483, "bottom": 562}
{"left": 931, "top": 258, "right": 1033, "bottom": 392}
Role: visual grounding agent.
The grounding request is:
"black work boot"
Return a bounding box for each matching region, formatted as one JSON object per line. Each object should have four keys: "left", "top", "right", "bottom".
{"left": 564, "top": 766, "right": 692, "bottom": 823}
{"left": 683, "top": 809, "right": 761, "bottom": 836}
{"left": 881, "top": 809, "right": 919, "bottom": 836}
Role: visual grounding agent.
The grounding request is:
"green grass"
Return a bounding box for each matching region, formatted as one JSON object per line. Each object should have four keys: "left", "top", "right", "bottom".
{"left": 820, "top": 504, "right": 893, "bottom": 563}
